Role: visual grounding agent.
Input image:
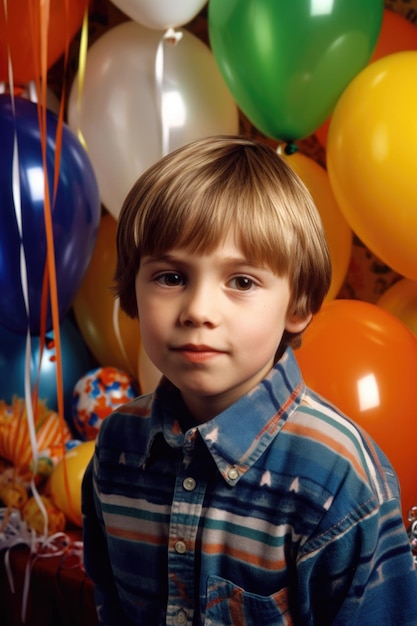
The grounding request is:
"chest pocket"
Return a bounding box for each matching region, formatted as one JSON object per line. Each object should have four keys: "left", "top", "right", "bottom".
{"left": 205, "top": 576, "right": 292, "bottom": 626}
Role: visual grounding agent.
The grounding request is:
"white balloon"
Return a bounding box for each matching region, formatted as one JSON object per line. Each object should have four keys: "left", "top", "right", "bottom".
{"left": 110, "top": 0, "right": 207, "bottom": 30}
{"left": 67, "top": 21, "right": 238, "bottom": 218}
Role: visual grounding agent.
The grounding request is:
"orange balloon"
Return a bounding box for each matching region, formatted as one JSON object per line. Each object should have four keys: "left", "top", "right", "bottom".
{"left": 378, "top": 278, "right": 417, "bottom": 337}
{"left": 0, "top": 0, "right": 89, "bottom": 84}
{"left": 296, "top": 299, "right": 417, "bottom": 522}
{"left": 49, "top": 440, "right": 95, "bottom": 527}
{"left": 280, "top": 150, "right": 352, "bottom": 300}
{"left": 73, "top": 213, "right": 141, "bottom": 379}
{"left": 315, "top": 9, "right": 417, "bottom": 147}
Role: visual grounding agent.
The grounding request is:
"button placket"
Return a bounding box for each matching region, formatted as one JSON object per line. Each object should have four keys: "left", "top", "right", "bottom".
{"left": 167, "top": 452, "right": 205, "bottom": 623}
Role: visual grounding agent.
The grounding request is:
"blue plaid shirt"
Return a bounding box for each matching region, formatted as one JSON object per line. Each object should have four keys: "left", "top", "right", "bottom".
{"left": 82, "top": 348, "right": 417, "bottom": 625}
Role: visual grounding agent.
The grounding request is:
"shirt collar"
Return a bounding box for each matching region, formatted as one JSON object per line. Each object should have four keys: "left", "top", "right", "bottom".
{"left": 148, "top": 348, "right": 305, "bottom": 485}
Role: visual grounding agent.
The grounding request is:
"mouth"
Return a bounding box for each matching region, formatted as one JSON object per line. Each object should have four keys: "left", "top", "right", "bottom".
{"left": 171, "top": 344, "right": 225, "bottom": 363}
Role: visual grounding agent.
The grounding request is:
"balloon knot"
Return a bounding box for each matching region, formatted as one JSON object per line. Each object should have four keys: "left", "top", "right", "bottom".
{"left": 283, "top": 143, "right": 298, "bottom": 155}
{"left": 163, "top": 28, "right": 183, "bottom": 46}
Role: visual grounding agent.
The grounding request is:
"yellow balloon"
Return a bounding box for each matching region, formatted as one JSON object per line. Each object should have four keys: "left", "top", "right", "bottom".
{"left": 377, "top": 278, "right": 417, "bottom": 337}
{"left": 280, "top": 150, "right": 352, "bottom": 300}
{"left": 327, "top": 51, "right": 417, "bottom": 280}
{"left": 73, "top": 213, "right": 141, "bottom": 378}
{"left": 49, "top": 440, "right": 95, "bottom": 527}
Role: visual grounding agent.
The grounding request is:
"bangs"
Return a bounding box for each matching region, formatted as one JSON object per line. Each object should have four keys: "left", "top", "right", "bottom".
{"left": 135, "top": 173, "right": 294, "bottom": 277}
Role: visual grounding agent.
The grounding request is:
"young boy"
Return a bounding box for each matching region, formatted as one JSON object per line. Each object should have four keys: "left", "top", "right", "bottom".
{"left": 82, "top": 136, "right": 417, "bottom": 625}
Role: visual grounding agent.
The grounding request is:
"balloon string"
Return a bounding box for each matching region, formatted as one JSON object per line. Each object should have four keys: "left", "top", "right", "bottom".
{"left": 3, "top": 0, "right": 49, "bottom": 592}
{"left": 155, "top": 28, "right": 183, "bottom": 157}
{"left": 3, "top": 1, "right": 39, "bottom": 481}
{"left": 38, "top": 0, "right": 80, "bottom": 530}
{"left": 75, "top": 5, "right": 89, "bottom": 151}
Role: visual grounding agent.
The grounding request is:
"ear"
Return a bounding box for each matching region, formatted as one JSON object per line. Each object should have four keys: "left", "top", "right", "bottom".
{"left": 285, "top": 312, "right": 312, "bottom": 334}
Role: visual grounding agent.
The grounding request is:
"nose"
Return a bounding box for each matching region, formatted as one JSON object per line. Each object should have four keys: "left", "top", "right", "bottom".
{"left": 179, "top": 283, "right": 220, "bottom": 328}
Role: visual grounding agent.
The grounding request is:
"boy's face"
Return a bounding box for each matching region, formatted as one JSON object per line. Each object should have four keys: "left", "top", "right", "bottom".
{"left": 135, "top": 236, "right": 310, "bottom": 423}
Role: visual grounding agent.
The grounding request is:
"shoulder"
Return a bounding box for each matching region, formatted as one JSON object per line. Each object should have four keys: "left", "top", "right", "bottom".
{"left": 96, "top": 392, "right": 156, "bottom": 456}
{"left": 285, "top": 387, "right": 399, "bottom": 509}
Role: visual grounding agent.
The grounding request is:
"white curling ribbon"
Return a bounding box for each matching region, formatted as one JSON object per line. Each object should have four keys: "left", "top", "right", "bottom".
{"left": 155, "top": 28, "right": 184, "bottom": 158}
{"left": 0, "top": 508, "right": 76, "bottom": 624}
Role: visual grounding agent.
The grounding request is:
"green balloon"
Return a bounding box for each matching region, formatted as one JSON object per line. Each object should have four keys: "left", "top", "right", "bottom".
{"left": 208, "top": 0, "right": 384, "bottom": 141}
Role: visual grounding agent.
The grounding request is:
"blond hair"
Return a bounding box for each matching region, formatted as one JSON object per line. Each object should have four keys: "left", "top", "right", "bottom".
{"left": 115, "top": 135, "right": 331, "bottom": 349}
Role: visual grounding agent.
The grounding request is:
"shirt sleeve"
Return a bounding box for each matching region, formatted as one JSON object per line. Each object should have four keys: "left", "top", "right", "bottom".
{"left": 82, "top": 456, "right": 136, "bottom": 626}
{"left": 297, "top": 494, "right": 417, "bottom": 625}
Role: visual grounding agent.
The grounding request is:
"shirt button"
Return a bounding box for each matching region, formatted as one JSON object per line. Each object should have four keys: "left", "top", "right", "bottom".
{"left": 176, "top": 609, "right": 187, "bottom": 624}
{"left": 175, "top": 540, "right": 187, "bottom": 554}
{"left": 228, "top": 467, "right": 239, "bottom": 481}
{"left": 183, "top": 477, "right": 196, "bottom": 491}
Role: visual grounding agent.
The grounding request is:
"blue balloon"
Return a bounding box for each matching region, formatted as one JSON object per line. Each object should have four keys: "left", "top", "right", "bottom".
{"left": 0, "top": 316, "right": 97, "bottom": 430}
{"left": 0, "top": 94, "right": 101, "bottom": 334}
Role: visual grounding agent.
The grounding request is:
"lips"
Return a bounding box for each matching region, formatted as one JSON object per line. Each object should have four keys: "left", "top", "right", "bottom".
{"left": 171, "top": 344, "right": 224, "bottom": 363}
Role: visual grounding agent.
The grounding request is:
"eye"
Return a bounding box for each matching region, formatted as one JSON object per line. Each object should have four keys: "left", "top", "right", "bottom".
{"left": 155, "top": 272, "right": 185, "bottom": 287}
{"left": 229, "top": 276, "right": 256, "bottom": 291}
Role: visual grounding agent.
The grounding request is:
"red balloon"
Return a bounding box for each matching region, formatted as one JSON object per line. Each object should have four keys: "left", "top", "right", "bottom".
{"left": 0, "top": 0, "right": 89, "bottom": 84}
{"left": 296, "top": 299, "right": 417, "bottom": 522}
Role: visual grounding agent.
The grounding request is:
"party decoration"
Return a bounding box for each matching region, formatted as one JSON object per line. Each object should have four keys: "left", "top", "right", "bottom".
{"left": 73, "top": 214, "right": 141, "bottom": 376}
{"left": 68, "top": 20, "right": 238, "bottom": 218}
{"left": 327, "top": 51, "right": 417, "bottom": 280}
{"left": 22, "top": 495, "right": 66, "bottom": 535}
{"left": 316, "top": 8, "right": 417, "bottom": 147}
{"left": 0, "top": 95, "right": 101, "bottom": 334}
{"left": 377, "top": 278, "right": 417, "bottom": 337}
{"left": 72, "top": 366, "right": 138, "bottom": 441}
{"left": 0, "top": 397, "right": 72, "bottom": 472}
{"left": 280, "top": 150, "right": 351, "bottom": 300}
{"left": 109, "top": 0, "right": 207, "bottom": 30}
{"left": 0, "top": 316, "right": 97, "bottom": 427}
{"left": 208, "top": 0, "right": 383, "bottom": 141}
{"left": 0, "top": 0, "right": 89, "bottom": 84}
{"left": 49, "top": 440, "right": 95, "bottom": 526}
{"left": 0, "top": 479, "right": 28, "bottom": 509}
{"left": 296, "top": 299, "right": 417, "bottom": 521}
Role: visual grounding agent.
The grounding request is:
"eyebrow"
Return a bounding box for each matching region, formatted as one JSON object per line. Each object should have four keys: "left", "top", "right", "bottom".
{"left": 141, "top": 253, "right": 268, "bottom": 272}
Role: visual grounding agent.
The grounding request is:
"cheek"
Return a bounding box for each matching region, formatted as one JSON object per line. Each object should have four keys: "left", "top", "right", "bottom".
{"left": 245, "top": 304, "right": 288, "bottom": 340}
{"left": 138, "top": 301, "right": 171, "bottom": 343}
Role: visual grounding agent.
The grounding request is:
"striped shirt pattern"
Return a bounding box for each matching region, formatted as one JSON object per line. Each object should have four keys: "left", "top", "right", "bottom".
{"left": 82, "top": 348, "right": 417, "bottom": 625}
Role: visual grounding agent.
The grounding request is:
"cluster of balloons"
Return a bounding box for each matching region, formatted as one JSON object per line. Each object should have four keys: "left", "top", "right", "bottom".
{"left": 0, "top": 1, "right": 102, "bottom": 430}
{"left": 207, "top": 0, "right": 417, "bottom": 521}
{"left": 1, "top": 0, "right": 417, "bottom": 530}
